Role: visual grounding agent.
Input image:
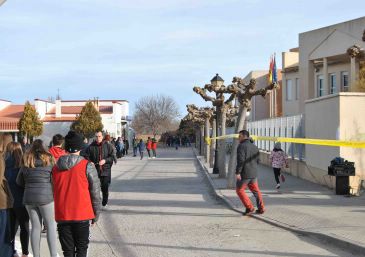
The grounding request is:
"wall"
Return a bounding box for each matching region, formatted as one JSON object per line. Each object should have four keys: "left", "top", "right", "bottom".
{"left": 339, "top": 93, "right": 365, "bottom": 181}
{"left": 305, "top": 94, "right": 340, "bottom": 171}
{"left": 38, "top": 122, "right": 73, "bottom": 145}
{"left": 305, "top": 93, "right": 365, "bottom": 192}
{"left": 282, "top": 70, "right": 300, "bottom": 116}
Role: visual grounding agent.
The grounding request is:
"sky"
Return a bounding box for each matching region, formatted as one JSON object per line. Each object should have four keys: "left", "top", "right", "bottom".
{"left": 0, "top": 0, "right": 365, "bottom": 115}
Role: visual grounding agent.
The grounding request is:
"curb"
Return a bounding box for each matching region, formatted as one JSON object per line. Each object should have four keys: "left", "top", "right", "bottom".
{"left": 193, "top": 151, "right": 365, "bottom": 256}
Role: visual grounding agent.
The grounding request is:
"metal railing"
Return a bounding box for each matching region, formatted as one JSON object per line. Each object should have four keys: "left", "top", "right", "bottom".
{"left": 247, "top": 114, "right": 305, "bottom": 160}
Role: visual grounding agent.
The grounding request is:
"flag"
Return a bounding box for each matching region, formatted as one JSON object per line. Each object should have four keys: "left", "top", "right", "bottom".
{"left": 268, "top": 55, "right": 273, "bottom": 85}
{"left": 272, "top": 54, "right": 277, "bottom": 84}
{"left": 268, "top": 54, "right": 277, "bottom": 85}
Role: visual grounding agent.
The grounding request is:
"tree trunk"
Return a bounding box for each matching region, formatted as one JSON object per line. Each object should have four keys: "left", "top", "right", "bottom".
{"left": 200, "top": 125, "right": 204, "bottom": 155}
{"left": 210, "top": 119, "right": 216, "bottom": 168}
{"left": 218, "top": 107, "right": 227, "bottom": 178}
{"left": 227, "top": 105, "right": 248, "bottom": 188}
{"left": 204, "top": 118, "right": 210, "bottom": 164}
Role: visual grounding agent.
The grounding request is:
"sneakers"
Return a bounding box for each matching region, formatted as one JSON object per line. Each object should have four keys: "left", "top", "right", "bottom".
{"left": 276, "top": 183, "right": 281, "bottom": 189}
{"left": 244, "top": 208, "right": 255, "bottom": 215}
{"left": 255, "top": 209, "right": 265, "bottom": 215}
{"left": 102, "top": 204, "right": 108, "bottom": 210}
{"left": 41, "top": 227, "right": 47, "bottom": 233}
{"left": 280, "top": 174, "right": 286, "bottom": 183}
{"left": 152, "top": 157, "right": 156, "bottom": 159}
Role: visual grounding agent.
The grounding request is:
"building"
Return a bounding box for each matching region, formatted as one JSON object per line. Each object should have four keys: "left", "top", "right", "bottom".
{"left": 243, "top": 70, "right": 282, "bottom": 121}
{"left": 0, "top": 98, "right": 131, "bottom": 144}
{"left": 279, "top": 16, "right": 365, "bottom": 189}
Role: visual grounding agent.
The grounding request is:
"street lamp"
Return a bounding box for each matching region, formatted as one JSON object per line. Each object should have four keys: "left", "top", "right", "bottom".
{"left": 211, "top": 74, "right": 224, "bottom": 174}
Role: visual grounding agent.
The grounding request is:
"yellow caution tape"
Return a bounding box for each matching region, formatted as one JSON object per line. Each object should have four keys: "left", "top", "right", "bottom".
{"left": 204, "top": 134, "right": 365, "bottom": 148}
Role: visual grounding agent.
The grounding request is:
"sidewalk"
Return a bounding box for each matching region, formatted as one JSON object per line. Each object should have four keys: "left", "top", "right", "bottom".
{"left": 195, "top": 153, "right": 365, "bottom": 255}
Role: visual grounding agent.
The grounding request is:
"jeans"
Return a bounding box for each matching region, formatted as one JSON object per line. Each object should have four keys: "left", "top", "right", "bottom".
{"left": 133, "top": 147, "right": 137, "bottom": 156}
{"left": 0, "top": 209, "right": 12, "bottom": 257}
{"left": 236, "top": 178, "right": 265, "bottom": 211}
{"left": 9, "top": 207, "right": 30, "bottom": 255}
{"left": 273, "top": 168, "right": 281, "bottom": 184}
{"left": 147, "top": 149, "right": 151, "bottom": 157}
{"left": 26, "top": 202, "right": 58, "bottom": 257}
{"left": 152, "top": 149, "right": 156, "bottom": 157}
{"left": 58, "top": 222, "right": 90, "bottom": 257}
{"left": 100, "top": 176, "right": 110, "bottom": 206}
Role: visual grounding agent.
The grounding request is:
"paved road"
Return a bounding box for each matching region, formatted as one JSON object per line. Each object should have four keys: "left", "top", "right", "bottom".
{"left": 86, "top": 148, "right": 356, "bottom": 257}
{"left": 27, "top": 148, "right": 357, "bottom": 256}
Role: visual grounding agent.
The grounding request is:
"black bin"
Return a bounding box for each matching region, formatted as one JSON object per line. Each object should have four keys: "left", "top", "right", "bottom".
{"left": 328, "top": 157, "right": 355, "bottom": 195}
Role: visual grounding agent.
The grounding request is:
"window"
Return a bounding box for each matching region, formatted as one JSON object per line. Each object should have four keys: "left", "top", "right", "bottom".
{"left": 286, "top": 79, "right": 293, "bottom": 101}
{"left": 317, "top": 75, "right": 324, "bottom": 97}
{"left": 329, "top": 73, "right": 336, "bottom": 94}
{"left": 295, "top": 78, "right": 300, "bottom": 100}
{"left": 341, "top": 71, "right": 349, "bottom": 92}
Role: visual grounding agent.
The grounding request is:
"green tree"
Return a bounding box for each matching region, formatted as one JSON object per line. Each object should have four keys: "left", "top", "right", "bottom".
{"left": 18, "top": 101, "right": 43, "bottom": 141}
{"left": 71, "top": 101, "right": 103, "bottom": 138}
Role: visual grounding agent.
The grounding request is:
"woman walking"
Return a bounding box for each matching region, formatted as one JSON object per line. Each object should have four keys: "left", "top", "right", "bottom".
{"left": 5, "top": 142, "right": 30, "bottom": 257}
{"left": 137, "top": 139, "right": 145, "bottom": 160}
{"left": 0, "top": 133, "right": 14, "bottom": 257}
{"left": 146, "top": 137, "right": 152, "bottom": 159}
{"left": 16, "top": 140, "right": 58, "bottom": 257}
{"left": 269, "top": 142, "right": 288, "bottom": 189}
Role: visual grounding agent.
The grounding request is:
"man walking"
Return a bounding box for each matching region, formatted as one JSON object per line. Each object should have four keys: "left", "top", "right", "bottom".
{"left": 52, "top": 131, "right": 101, "bottom": 257}
{"left": 236, "top": 130, "right": 265, "bottom": 215}
{"left": 132, "top": 136, "right": 138, "bottom": 157}
{"left": 85, "top": 131, "right": 114, "bottom": 208}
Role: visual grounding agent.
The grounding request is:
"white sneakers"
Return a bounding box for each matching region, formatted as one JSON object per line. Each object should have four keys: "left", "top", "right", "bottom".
{"left": 276, "top": 183, "right": 281, "bottom": 189}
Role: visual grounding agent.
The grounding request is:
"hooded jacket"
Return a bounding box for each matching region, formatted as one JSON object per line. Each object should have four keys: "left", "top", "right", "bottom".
{"left": 49, "top": 146, "right": 66, "bottom": 162}
{"left": 52, "top": 154, "right": 101, "bottom": 223}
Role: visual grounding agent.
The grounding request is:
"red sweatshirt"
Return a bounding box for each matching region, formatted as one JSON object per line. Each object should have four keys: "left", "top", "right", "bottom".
{"left": 49, "top": 146, "right": 67, "bottom": 162}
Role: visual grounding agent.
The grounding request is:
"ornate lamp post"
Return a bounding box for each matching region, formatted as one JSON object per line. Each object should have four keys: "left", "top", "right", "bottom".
{"left": 193, "top": 74, "right": 234, "bottom": 177}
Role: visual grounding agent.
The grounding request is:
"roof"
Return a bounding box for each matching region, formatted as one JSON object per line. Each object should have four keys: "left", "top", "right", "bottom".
{"left": 42, "top": 117, "right": 76, "bottom": 122}
{"left": 211, "top": 73, "right": 224, "bottom": 82}
{"left": 47, "top": 105, "right": 113, "bottom": 115}
{"left": 0, "top": 105, "right": 25, "bottom": 122}
{"left": 61, "top": 99, "right": 128, "bottom": 103}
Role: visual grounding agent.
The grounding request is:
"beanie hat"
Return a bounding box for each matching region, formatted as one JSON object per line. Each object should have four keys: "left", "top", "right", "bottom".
{"left": 274, "top": 142, "right": 281, "bottom": 150}
{"left": 65, "top": 131, "right": 84, "bottom": 153}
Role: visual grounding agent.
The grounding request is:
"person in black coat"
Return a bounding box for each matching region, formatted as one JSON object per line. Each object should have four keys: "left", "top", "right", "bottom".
{"left": 235, "top": 130, "right": 265, "bottom": 215}
{"left": 84, "top": 131, "right": 114, "bottom": 207}
{"left": 4, "top": 142, "right": 29, "bottom": 257}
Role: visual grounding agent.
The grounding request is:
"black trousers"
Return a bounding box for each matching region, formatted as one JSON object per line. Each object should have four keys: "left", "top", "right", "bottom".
{"left": 100, "top": 176, "right": 110, "bottom": 206}
{"left": 152, "top": 149, "right": 156, "bottom": 157}
{"left": 147, "top": 149, "right": 151, "bottom": 157}
{"left": 273, "top": 168, "right": 281, "bottom": 184}
{"left": 9, "top": 207, "right": 30, "bottom": 255}
{"left": 58, "top": 222, "right": 90, "bottom": 257}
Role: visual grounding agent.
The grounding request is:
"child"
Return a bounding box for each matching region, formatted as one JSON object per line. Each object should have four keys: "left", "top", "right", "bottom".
{"left": 269, "top": 142, "right": 288, "bottom": 189}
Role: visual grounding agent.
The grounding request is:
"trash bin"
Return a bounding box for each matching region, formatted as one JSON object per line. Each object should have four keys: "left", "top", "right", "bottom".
{"left": 328, "top": 157, "right": 355, "bottom": 195}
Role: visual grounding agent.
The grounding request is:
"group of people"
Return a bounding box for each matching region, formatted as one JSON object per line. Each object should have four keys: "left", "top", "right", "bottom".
{"left": 132, "top": 137, "right": 158, "bottom": 160}
{"left": 0, "top": 130, "right": 116, "bottom": 257}
{"left": 235, "top": 130, "right": 289, "bottom": 215}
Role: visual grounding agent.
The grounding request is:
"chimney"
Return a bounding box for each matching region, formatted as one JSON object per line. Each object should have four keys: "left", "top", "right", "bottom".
{"left": 55, "top": 99, "right": 61, "bottom": 118}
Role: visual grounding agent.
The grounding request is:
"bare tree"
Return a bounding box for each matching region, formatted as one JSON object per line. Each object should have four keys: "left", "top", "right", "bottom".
{"left": 132, "top": 95, "right": 180, "bottom": 136}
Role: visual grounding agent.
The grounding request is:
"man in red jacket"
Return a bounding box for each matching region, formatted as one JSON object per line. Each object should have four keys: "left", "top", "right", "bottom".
{"left": 49, "top": 134, "right": 66, "bottom": 162}
{"left": 52, "top": 131, "right": 101, "bottom": 257}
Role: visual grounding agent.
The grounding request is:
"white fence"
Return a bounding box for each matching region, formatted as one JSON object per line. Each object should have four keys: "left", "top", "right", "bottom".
{"left": 247, "top": 114, "right": 305, "bottom": 160}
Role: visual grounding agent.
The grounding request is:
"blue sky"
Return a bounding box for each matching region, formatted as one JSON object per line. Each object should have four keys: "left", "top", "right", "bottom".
{"left": 0, "top": 0, "right": 364, "bottom": 115}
